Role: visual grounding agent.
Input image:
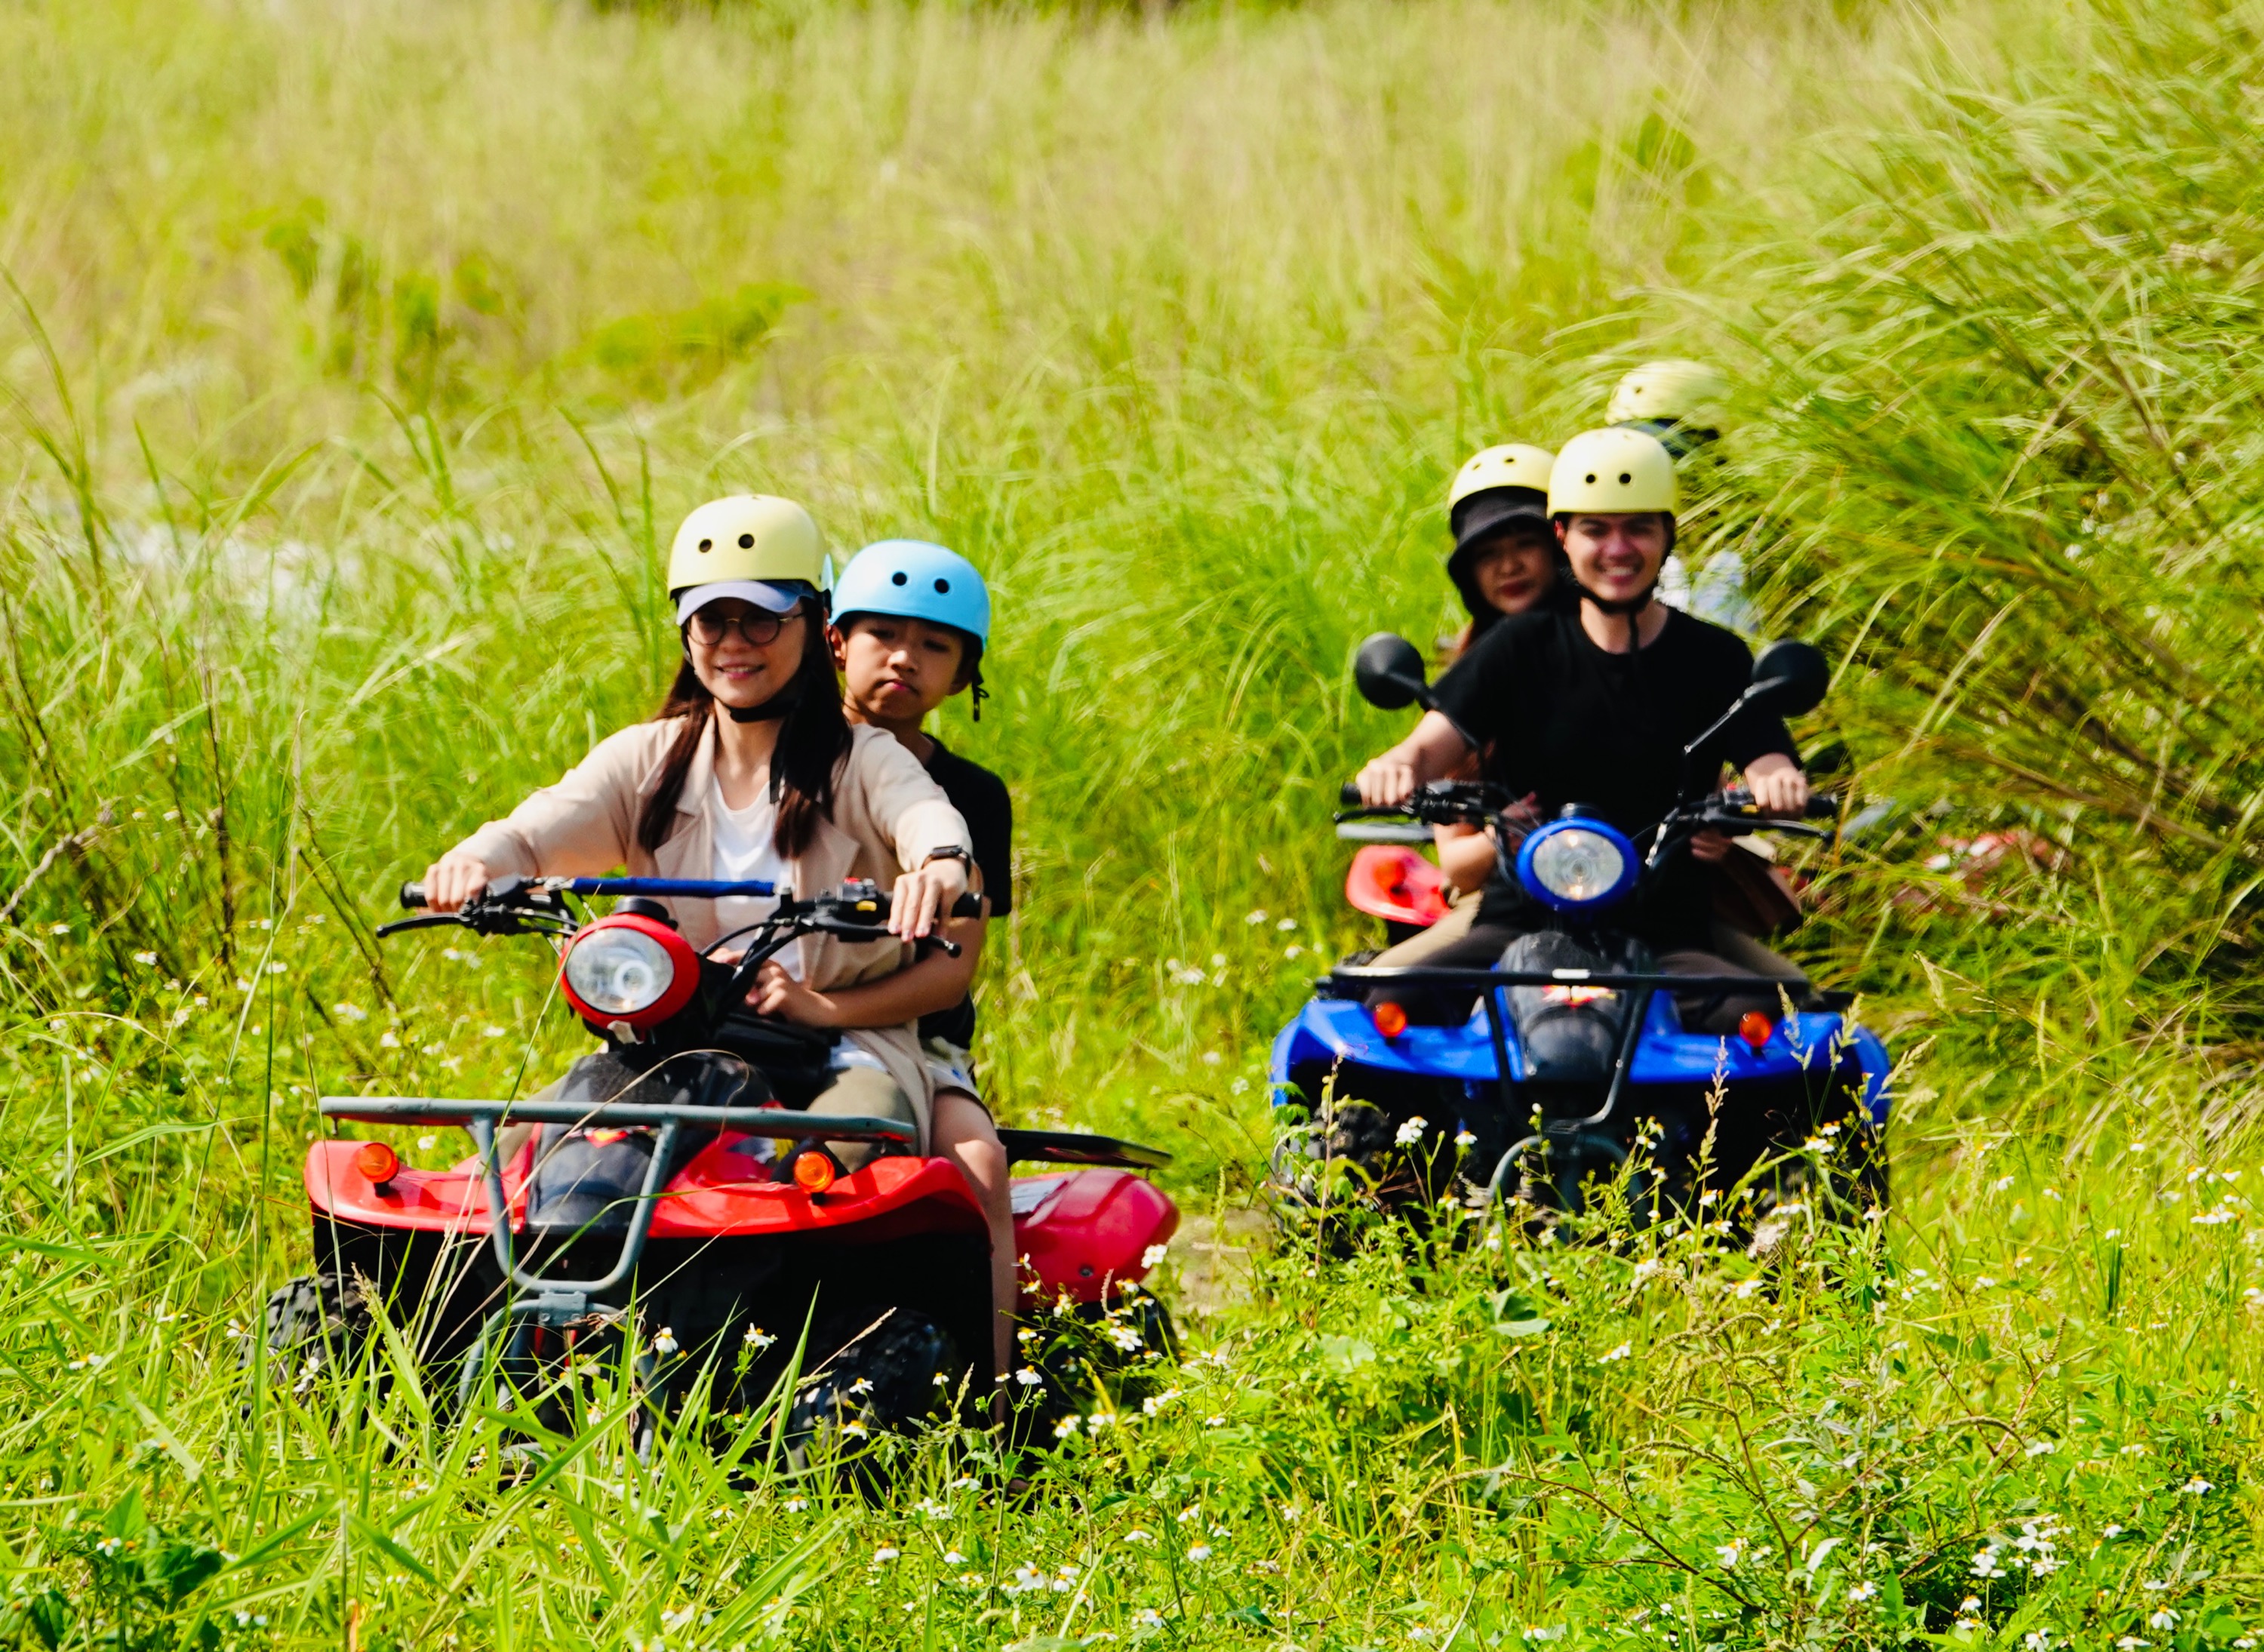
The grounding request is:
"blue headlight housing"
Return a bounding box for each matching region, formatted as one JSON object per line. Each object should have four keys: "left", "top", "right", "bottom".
{"left": 1515, "top": 817, "right": 1639, "bottom": 914}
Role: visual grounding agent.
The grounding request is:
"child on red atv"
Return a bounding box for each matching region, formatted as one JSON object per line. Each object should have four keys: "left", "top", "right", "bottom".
{"left": 797, "top": 538, "right": 1018, "bottom": 1393}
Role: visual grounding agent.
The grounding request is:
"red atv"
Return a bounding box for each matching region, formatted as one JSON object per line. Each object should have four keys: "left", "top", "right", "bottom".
{"left": 266, "top": 875, "right": 1178, "bottom": 1453}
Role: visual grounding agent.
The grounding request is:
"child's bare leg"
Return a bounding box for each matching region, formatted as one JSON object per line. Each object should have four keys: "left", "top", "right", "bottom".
{"left": 931, "top": 1090, "right": 1015, "bottom": 1417}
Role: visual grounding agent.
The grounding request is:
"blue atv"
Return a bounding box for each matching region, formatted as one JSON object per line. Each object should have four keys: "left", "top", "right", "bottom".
{"left": 1267, "top": 635, "right": 1890, "bottom": 1229}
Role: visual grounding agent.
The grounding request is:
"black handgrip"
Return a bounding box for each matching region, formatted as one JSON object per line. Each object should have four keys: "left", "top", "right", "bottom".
{"left": 1340, "top": 781, "right": 1363, "bottom": 806}
{"left": 951, "top": 892, "right": 984, "bottom": 919}
{"left": 399, "top": 882, "right": 428, "bottom": 909}
{"left": 1806, "top": 795, "right": 1843, "bottom": 820}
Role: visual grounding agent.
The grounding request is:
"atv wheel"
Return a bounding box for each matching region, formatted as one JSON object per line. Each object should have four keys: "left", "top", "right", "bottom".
{"left": 251, "top": 1272, "right": 373, "bottom": 1388}
{"left": 786, "top": 1307, "right": 958, "bottom": 1487}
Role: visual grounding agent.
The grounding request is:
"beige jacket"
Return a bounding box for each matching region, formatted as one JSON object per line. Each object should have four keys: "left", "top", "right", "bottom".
{"left": 454, "top": 717, "right": 974, "bottom": 1136}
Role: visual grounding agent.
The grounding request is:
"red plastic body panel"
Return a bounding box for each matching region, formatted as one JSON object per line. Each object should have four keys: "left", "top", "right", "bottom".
{"left": 306, "top": 1139, "right": 1175, "bottom": 1300}
{"left": 1346, "top": 844, "right": 1447, "bottom": 928}
{"left": 1013, "top": 1169, "right": 1179, "bottom": 1304}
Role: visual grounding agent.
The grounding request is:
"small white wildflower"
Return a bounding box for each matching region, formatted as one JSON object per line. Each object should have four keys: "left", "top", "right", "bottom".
{"left": 1014, "top": 1367, "right": 1041, "bottom": 1386}
{"left": 2149, "top": 1610, "right": 2179, "bottom": 1632}
{"left": 1395, "top": 1116, "right": 1429, "bottom": 1148}
{"left": 652, "top": 1327, "right": 678, "bottom": 1356}
{"left": 2026, "top": 1438, "right": 2057, "bottom": 1457}
{"left": 1715, "top": 1542, "right": 1743, "bottom": 1569}
{"left": 943, "top": 1549, "right": 966, "bottom": 1564}
{"left": 744, "top": 1326, "right": 775, "bottom": 1350}
{"left": 2025, "top": 1634, "right": 2051, "bottom": 1651}
{"left": 2103, "top": 1524, "right": 2124, "bottom": 1537}
{"left": 1245, "top": 910, "right": 1269, "bottom": 925}
{"left": 1201, "top": 1051, "right": 1222, "bottom": 1066}
{"left": 132, "top": 950, "right": 157, "bottom": 966}
{"left": 1277, "top": 917, "right": 1297, "bottom": 931}
{"left": 1142, "top": 1242, "right": 1170, "bottom": 1268}
{"left": 48, "top": 923, "right": 69, "bottom": 937}
{"left": 2118, "top": 1638, "right": 2152, "bottom": 1650}
{"left": 1124, "top": 1529, "right": 1154, "bottom": 1545}
{"left": 1598, "top": 1343, "right": 1632, "bottom": 1364}
{"left": 873, "top": 1547, "right": 899, "bottom": 1563}
{"left": 1187, "top": 1544, "right": 1212, "bottom": 1561}
{"left": 1454, "top": 1130, "right": 1477, "bottom": 1149}
{"left": 1847, "top": 1582, "right": 1878, "bottom": 1601}
{"left": 783, "top": 1498, "right": 807, "bottom": 1512}
{"left": 2181, "top": 1475, "right": 2213, "bottom": 1494}
{"left": 481, "top": 1025, "right": 506, "bottom": 1038}
{"left": 417, "top": 1134, "right": 438, "bottom": 1150}
{"left": 1054, "top": 1414, "right": 1081, "bottom": 1439}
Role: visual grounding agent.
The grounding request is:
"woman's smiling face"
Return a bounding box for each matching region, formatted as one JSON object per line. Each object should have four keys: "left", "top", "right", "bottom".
{"left": 684, "top": 598, "right": 807, "bottom": 711}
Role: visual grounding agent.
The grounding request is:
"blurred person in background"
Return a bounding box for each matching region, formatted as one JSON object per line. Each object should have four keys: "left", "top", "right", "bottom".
{"left": 1368, "top": 444, "right": 1569, "bottom": 970}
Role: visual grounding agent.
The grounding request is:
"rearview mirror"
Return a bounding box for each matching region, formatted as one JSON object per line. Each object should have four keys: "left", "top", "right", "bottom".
{"left": 1746, "top": 640, "right": 1830, "bottom": 719}
{"left": 1353, "top": 633, "right": 1429, "bottom": 712}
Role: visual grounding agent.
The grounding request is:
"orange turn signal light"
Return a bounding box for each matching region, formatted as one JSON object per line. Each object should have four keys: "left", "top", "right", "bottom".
{"left": 792, "top": 1149, "right": 838, "bottom": 1195}
{"left": 354, "top": 1140, "right": 401, "bottom": 1184}
{"left": 1372, "top": 1001, "right": 1409, "bottom": 1038}
{"left": 1737, "top": 1012, "right": 1774, "bottom": 1052}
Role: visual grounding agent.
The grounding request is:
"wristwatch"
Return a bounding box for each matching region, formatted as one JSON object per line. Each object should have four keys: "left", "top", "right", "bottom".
{"left": 920, "top": 846, "right": 974, "bottom": 872}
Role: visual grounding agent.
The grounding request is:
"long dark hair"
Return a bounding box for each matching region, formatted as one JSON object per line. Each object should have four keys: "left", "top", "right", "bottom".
{"left": 636, "top": 598, "right": 852, "bottom": 859}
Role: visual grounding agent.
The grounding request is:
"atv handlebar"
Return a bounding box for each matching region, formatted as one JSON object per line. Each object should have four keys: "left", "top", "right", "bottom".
{"left": 400, "top": 878, "right": 982, "bottom": 919}
{"left": 1716, "top": 788, "right": 1842, "bottom": 821}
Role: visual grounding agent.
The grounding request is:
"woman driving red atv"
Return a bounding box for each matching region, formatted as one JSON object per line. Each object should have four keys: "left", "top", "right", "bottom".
{"left": 421, "top": 494, "right": 976, "bottom": 1152}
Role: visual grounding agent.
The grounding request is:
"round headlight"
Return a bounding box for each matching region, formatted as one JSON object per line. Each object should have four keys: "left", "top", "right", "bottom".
{"left": 1516, "top": 819, "right": 1638, "bottom": 912}
{"left": 564, "top": 926, "right": 675, "bottom": 1016}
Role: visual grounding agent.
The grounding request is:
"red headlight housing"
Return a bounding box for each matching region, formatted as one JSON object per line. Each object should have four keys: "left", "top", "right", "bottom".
{"left": 558, "top": 914, "right": 701, "bottom": 1030}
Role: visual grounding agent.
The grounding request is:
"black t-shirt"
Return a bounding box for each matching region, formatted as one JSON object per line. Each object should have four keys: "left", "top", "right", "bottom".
{"left": 1429, "top": 605, "right": 1798, "bottom": 948}
{"left": 918, "top": 737, "right": 1012, "bottom": 1048}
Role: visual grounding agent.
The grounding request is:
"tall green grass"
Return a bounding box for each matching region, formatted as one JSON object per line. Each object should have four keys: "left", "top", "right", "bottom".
{"left": 5, "top": 0, "right": 2264, "bottom": 1644}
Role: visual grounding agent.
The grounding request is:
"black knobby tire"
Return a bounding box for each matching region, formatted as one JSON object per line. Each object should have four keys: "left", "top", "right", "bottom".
{"left": 785, "top": 1306, "right": 959, "bottom": 1481}
{"left": 251, "top": 1271, "right": 374, "bottom": 1385}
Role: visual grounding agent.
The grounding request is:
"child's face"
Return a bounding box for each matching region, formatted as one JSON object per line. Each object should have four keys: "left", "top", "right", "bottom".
{"left": 834, "top": 614, "right": 970, "bottom": 723}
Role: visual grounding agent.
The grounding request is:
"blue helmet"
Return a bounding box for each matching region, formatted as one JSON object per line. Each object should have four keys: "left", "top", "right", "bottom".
{"left": 832, "top": 540, "right": 991, "bottom": 648}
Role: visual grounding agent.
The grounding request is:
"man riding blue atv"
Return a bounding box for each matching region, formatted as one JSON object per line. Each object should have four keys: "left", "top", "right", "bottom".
{"left": 1269, "top": 429, "right": 1890, "bottom": 1223}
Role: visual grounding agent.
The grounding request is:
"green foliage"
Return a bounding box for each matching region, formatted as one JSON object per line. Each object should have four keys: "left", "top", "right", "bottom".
{"left": 583, "top": 283, "right": 811, "bottom": 392}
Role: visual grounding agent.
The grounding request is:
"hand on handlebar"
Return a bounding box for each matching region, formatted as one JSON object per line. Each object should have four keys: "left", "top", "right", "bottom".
{"left": 890, "top": 856, "right": 971, "bottom": 941}
{"left": 1742, "top": 753, "right": 1810, "bottom": 818}
{"left": 1354, "top": 756, "right": 1420, "bottom": 808}
{"left": 421, "top": 851, "right": 494, "bottom": 914}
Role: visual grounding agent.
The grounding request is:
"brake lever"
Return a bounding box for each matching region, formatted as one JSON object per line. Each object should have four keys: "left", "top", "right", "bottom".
{"left": 375, "top": 912, "right": 472, "bottom": 938}
{"left": 807, "top": 915, "right": 963, "bottom": 958}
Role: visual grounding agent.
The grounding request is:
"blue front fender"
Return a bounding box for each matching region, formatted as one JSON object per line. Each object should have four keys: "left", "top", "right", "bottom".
{"left": 1269, "top": 993, "right": 1891, "bottom": 1114}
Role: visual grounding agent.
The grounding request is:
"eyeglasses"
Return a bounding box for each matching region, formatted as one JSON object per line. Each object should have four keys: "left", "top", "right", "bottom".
{"left": 685, "top": 608, "right": 799, "bottom": 648}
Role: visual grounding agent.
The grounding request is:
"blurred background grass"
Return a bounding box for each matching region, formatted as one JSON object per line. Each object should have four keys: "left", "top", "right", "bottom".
{"left": 11, "top": 0, "right": 2264, "bottom": 1642}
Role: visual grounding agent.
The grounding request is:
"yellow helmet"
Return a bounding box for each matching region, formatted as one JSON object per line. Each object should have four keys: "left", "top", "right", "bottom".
{"left": 1547, "top": 428, "right": 1678, "bottom": 516}
{"left": 1446, "top": 443, "right": 1556, "bottom": 512}
{"left": 1605, "top": 360, "right": 1727, "bottom": 429}
{"left": 665, "top": 495, "right": 825, "bottom": 603}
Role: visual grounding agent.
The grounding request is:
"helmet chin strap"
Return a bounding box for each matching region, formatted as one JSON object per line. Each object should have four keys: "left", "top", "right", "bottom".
{"left": 1575, "top": 581, "right": 1657, "bottom": 620}
{"left": 725, "top": 681, "right": 801, "bottom": 723}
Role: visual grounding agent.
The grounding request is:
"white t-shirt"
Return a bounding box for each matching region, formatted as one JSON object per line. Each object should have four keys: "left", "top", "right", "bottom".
{"left": 708, "top": 788, "right": 800, "bottom": 980}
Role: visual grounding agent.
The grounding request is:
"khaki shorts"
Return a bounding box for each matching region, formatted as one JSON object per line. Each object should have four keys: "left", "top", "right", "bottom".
{"left": 1368, "top": 884, "right": 1483, "bottom": 968}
